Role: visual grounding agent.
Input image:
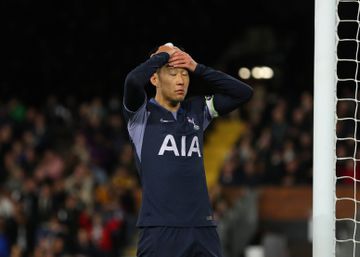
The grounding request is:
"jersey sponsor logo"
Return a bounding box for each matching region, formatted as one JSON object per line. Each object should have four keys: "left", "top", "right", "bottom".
{"left": 158, "top": 135, "right": 201, "bottom": 157}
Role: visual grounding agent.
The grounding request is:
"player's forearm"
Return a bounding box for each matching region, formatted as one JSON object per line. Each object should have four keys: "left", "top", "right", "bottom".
{"left": 212, "top": 94, "right": 248, "bottom": 116}
{"left": 123, "top": 52, "right": 170, "bottom": 111}
{"left": 193, "top": 64, "right": 253, "bottom": 102}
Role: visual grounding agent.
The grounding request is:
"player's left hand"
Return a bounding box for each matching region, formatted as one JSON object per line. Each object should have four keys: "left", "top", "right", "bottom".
{"left": 168, "top": 49, "right": 198, "bottom": 72}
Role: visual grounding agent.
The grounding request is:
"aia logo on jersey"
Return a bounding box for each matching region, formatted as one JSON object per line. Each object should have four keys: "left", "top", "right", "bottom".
{"left": 158, "top": 135, "right": 201, "bottom": 157}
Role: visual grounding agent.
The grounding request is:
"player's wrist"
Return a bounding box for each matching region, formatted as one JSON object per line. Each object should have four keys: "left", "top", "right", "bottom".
{"left": 193, "top": 63, "right": 206, "bottom": 74}
{"left": 189, "top": 61, "right": 198, "bottom": 72}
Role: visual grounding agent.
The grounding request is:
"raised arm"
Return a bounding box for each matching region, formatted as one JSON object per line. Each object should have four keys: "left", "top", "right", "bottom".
{"left": 193, "top": 64, "right": 253, "bottom": 116}
{"left": 123, "top": 53, "right": 169, "bottom": 112}
{"left": 168, "top": 50, "right": 253, "bottom": 116}
{"left": 123, "top": 45, "right": 176, "bottom": 112}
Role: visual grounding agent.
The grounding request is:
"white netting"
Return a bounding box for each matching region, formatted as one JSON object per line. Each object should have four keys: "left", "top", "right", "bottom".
{"left": 336, "top": 0, "right": 360, "bottom": 256}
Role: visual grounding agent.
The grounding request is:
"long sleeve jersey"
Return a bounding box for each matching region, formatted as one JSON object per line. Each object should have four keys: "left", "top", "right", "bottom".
{"left": 123, "top": 52, "right": 253, "bottom": 227}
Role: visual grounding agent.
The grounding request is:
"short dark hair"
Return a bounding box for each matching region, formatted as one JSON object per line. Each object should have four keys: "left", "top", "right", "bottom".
{"left": 148, "top": 44, "right": 185, "bottom": 58}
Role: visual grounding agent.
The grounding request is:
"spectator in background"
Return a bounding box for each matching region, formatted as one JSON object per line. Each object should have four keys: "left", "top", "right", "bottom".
{"left": 65, "top": 162, "right": 94, "bottom": 209}
{"left": 75, "top": 228, "right": 98, "bottom": 256}
{"left": 270, "top": 99, "right": 288, "bottom": 150}
{"left": 218, "top": 154, "right": 242, "bottom": 186}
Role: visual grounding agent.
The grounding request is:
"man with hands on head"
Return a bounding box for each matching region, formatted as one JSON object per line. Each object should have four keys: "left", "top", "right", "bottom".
{"left": 123, "top": 42, "right": 253, "bottom": 257}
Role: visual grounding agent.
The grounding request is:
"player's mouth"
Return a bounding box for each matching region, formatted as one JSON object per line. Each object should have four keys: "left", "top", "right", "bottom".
{"left": 175, "top": 89, "right": 185, "bottom": 95}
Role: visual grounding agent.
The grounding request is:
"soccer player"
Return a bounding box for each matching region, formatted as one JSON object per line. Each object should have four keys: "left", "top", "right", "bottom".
{"left": 122, "top": 43, "right": 253, "bottom": 257}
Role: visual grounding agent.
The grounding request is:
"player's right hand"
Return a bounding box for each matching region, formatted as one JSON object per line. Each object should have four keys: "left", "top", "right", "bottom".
{"left": 168, "top": 49, "right": 198, "bottom": 72}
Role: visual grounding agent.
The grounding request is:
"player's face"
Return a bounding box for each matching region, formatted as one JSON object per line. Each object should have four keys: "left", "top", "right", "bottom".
{"left": 156, "top": 66, "right": 189, "bottom": 103}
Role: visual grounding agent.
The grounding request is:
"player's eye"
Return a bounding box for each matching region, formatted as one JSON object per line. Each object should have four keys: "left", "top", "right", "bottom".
{"left": 169, "top": 70, "right": 177, "bottom": 76}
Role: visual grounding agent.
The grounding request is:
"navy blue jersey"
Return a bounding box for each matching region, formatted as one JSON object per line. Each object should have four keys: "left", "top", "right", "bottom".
{"left": 124, "top": 96, "right": 216, "bottom": 227}
{"left": 123, "top": 52, "right": 253, "bottom": 227}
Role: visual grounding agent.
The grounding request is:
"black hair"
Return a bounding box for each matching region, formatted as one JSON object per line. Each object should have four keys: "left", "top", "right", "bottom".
{"left": 148, "top": 43, "right": 185, "bottom": 57}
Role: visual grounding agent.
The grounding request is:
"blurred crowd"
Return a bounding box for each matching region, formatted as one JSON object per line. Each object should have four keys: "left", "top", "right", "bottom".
{"left": 0, "top": 84, "right": 320, "bottom": 257}
{"left": 217, "top": 84, "right": 313, "bottom": 188}
{"left": 210, "top": 84, "right": 314, "bottom": 257}
{"left": 0, "top": 96, "right": 139, "bottom": 257}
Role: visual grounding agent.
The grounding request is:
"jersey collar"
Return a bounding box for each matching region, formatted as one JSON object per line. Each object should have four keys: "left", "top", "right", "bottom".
{"left": 149, "top": 98, "right": 185, "bottom": 119}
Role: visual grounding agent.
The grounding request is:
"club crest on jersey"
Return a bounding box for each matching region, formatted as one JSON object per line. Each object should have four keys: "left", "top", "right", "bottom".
{"left": 158, "top": 135, "right": 201, "bottom": 157}
{"left": 187, "top": 117, "right": 200, "bottom": 130}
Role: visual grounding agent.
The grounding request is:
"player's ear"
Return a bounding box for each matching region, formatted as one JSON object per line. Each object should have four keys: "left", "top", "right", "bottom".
{"left": 150, "top": 73, "right": 158, "bottom": 87}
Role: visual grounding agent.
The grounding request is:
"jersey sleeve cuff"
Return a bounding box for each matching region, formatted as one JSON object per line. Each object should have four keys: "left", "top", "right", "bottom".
{"left": 193, "top": 63, "right": 207, "bottom": 75}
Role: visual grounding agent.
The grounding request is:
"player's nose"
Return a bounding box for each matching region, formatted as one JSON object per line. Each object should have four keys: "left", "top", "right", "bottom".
{"left": 176, "top": 73, "right": 186, "bottom": 85}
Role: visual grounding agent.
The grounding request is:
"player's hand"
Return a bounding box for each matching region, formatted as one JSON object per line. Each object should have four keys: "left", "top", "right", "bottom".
{"left": 168, "top": 49, "right": 198, "bottom": 72}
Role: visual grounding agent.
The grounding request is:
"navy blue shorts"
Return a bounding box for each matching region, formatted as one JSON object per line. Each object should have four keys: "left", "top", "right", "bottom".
{"left": 136, "top": 227, "right": 223, "bottom": 257}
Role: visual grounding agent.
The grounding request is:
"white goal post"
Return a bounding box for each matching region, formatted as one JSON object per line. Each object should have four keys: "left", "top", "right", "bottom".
{"left": 314, "top": 0, "right": 360, "bottom": 256}
{"left": 313, "top": 0, "right": 337, "bottom": 257}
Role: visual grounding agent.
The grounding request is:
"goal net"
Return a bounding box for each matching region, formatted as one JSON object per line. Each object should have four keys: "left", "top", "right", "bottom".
{"left": 335, "top": 0, "right": 360, "bottom": 256}
{"left": 313, "top": 0, "right": 360, "bottom": 256}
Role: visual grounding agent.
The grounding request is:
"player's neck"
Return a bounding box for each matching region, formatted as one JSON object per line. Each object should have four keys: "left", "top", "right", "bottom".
{"left": 155, "top": 95, "right": 180, "bottom": 113}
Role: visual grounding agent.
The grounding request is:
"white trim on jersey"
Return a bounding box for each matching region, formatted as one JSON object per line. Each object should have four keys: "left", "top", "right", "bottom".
{"left": 205, "top": 95, "right": 219, "bottom": 118}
